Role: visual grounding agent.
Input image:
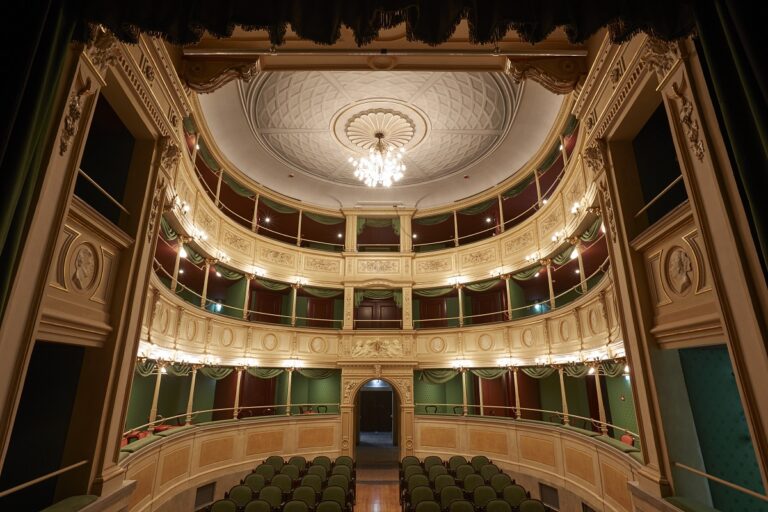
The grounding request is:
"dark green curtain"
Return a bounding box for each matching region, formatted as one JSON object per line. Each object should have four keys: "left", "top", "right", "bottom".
{"left": 0, "top": 2, "right": 75, "bottom": 320}
{"left": 580, "top": 217, "right": 602, "bottom": 242}
{"left": 563, "top": 364, "right": 590, "bottom": 378}
{"left": 302, "top": 286, "right": 343, "bottom": 298}
{"left": 214, "top": 264, "right": 243, "bottom": 280}
{"left": 135, "top": 360, "right": 156, "bottom": 377}
{"left": 167, "top": 363, "right": 191, "bottom": 377}
{"left": 304, "top": 212, "right": 344, "bottom": 225}
{"left": 160, "top": 217, "right": 178, "bottom": 241}
{"left": 413, "top": 214, "right": 452, "bottom": 226}
{"left": 221, "top": 172, "right": 255, "bottom": 198}
{"left": 470, "top": 368, "right": 507, "bottom": 379}
{"left": 247, "top": 367, "right": 284, "bottom": 379}
{"left": 695, "top": 0, "right": 768, "bottom": 279}
{"left": 513, "top": 266, "right": 543, "bottom": 281}
{"left": 199, "top": 367, "right": 233, "bottom": 380}
{"left": 552, "top": 245, "right": 576, "bottom": 266}
{"left": 413, "top": 287, "right": 454, "bottom": 298}
{"left": 260, "top": 196, "right": 297, "bottom": 214}
{"left": 354, "top": 289, "right": 403, "bottom": 307}
{"left": 298, "top": 368, "right": 338, "bottom": 380}
{"left": 600, "top": 361, "right": 626, "bottom": 378}
{"left": 521, "top": 366, "right": 556, "bottom": 379}
{"left": 418, "top": 369, "right": 458, "bottom": 384}
{"left": 502, "top": 173, "right": 535, "bottom": 198}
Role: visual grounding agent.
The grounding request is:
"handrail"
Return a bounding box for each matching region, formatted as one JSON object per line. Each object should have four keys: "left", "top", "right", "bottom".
{"left": 0, "top": 460, "right": 89, "bottom": 498}
{"left": 634, "top": 174, "right": 684, "bottom": 218}
{"left": 674, "top": 462, "right": 768, "bottom": 503}
{"left": 77, "top": 169, "right": 130, "bottom": 215}
{"left": 124, "top": 403, "right": 341, "bottom": 437}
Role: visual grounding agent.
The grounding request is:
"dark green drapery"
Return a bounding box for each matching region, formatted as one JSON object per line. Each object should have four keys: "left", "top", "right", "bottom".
{"left": 260, "top": 196, "right": 297, "bottom": 214}
{"left": 413, "top": 214, "right": 452, "bottom": 226}
{"left": 470, "top": 368, "right": 507, "bottom": 380}
{"left": 247, "top": 367, "right": 284, "bottom": 379}
{"left": 580, "top": 217, "right": 603, "bottom": 242}
{"left": 135, "top": 360, "right": 155, "bottom": 377}
{"left": 304, "top": 212, "right": 344, "bottom": 225}
{"left": 0, "top": 3, "right": 75, "bottom": 320}
{"left": 520, "top": 367, "right": 556, "bottom": 379}
{"left": 354, "top": 289, "right": 403, "bottom": 307}
{"left": 160, "top": 216, "right": 178, "bottom": 241}
{"left": 221, "top": 172, "right": 255, "bottom": 198}
{"left": 513, "top": 266, "right": 543, "bottom": 281}
{"left": 254, "top": 278, "right": 290, "bottom": 291}
{"left": 418, "top": 369, "right": 458, "bottom": 384}
{"left": 298, "top": 368, "right": 338, "bottom": 380}
{"left": 214, "top": 264, "right": 243, "bottom": 281}
{"left": 357, "top": 217, "right": 400, "bottom": 235}
{"left": 199, "top": 367, "right": 233, "bottom": 380}
{"left": 413, "top": 287, "right": 454, "bottom": 298}
{"left": 302, "top": 286, "right": 343, "bottom": 298}
{"left": 502, "top": 173, "right": 536, "bottom": 198}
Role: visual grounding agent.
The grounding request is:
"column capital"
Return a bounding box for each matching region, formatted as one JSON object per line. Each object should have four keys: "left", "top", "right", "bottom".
{"left": 204, "top": 258, "right": 218, "bottom": 267}
{"left": 539, "top": 257, "right": 552, "bottom": 267}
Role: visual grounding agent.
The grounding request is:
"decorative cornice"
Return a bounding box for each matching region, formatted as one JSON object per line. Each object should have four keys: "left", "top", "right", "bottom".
{"left": 183, "top": 59, "right": 261, "bottom": 94}
{"left": 506, "top": 57, "right": 587, "bottom": 95}
{"left": 641, "top": 37, "right": 680, "bottom": 80}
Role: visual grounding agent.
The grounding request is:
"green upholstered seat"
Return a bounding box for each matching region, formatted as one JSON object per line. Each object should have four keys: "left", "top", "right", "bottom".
{"left": 313, "top": 455, "right": 332, "bottom": 472}
{"left": 473, "top": 485, "right": 496, "bottom": 508}
{"left": 265, "top": 455, "right": 285, "bottom": 470}
{"left": 423, "top": 455, "right": 443, "bottom": 471}
{"left": 665, "top": 496, "right": 721, "bottom": 512}
{"left": 244, "top": 472, "right": 266, "bottom": 492}
{"left": 434, "top": 474, "right": 455, "bottom": 493}
{"left": 302, "top": 473, "right": 324, "bottom": 493}
{"left": 486, "top": 499, "right": 513, "bottom": 512}
{"left": 227, "top": 485, "right": 254, "bottom": 507}
{"left": 439, "top": 485, "right": 464, "bottom": 510}
{"left": 561, "top": 424, "right": 601, "bottom": 437}
{"left": 40, "top": 495, "right": 98, "bottom": 512}
{"left": 155, "top": 425, "right": 195, "bottom": 437}
{"left": 209, "top": 499, "right": 238, "bottom": 512}
{"left": 119, "top": 434, "right": 160, "bottom": 453}
{"left": 283, "top": 500, "right": 309, "bottom": 512}
{"left": 470, "top": 455, "right": 490, "bottom": 472}
{"left": 316, "top": 501, "right": 343, "bottom": 512}
{"left": 335, "top": 455, "right": 355, "bottom": 469}
{"left": 292, "top": 486, "right": 317, "bottom": 507}
{"left": 502, "top": 484, "right": 528, "bottom": 507}
{"left": 596, "top": 435, "right": 641, "bottom": 453}
{"left": 428, "top": 464, "right": 448, "bottom": 482}
{"left": 448, "top": 455, "right": 468, "bottom": 472}
{"left": 448, "top": 500, "right": 475, "bottom": 512}
{"left": 415, "top": 501, "right": 441, "bottom": 512}
{"left": 480, "top": 463, "right": 500, "bottom": 482}
{"left": 280, "top": 464, "right": 300, "bottom": 481}
{"left": 244, "top": 499, "right": 272, "bottom": 512}
{"left": 463, "top": 473, "right": 484, "bottom": 493}
{"left": 258, "top": 486, "right": 283, "bottom": 509}
{"left": 519, "top": 498, "right": 547, "bottom": 512}
{"left": 455, "top": 464, "right": 475, "bottom": 483}
{"left": 490, "top": 473, "right": 512, "bottom": 493}
{"left": 321, "top": 486, "right": 348, "bottom": 510}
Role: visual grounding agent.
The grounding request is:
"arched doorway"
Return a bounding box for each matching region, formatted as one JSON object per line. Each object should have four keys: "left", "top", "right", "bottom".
{"left": 354, "top": 379, "right": 401, "bottom": 462}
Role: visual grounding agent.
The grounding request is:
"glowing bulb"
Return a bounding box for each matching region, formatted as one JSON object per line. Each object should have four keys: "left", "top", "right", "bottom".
{"left": 337, "top": 233, "right": 343, "bottom": 238}
{"left": 624, "top": 365, "right": 630, "bottom": 374}
{"left": 412, "top": 234, "right": 418, "bottom": 239}
{"left": 179, "top": 247, "right": 188, "bottom": 258}
{"left": 588, "top": 367, "right": 596, "bottom": 375}
{"left": 216, "top": 271, "right": 221, "bottom": 277}
{"left": 570, "top": 248, "right": 578, "bottom": 260}
{"left": 559, "top": 144, "right": 564, "bottom": 151}
{"left": 160, "top": 366, "right": 168, "bottom": 374}
{"left": 601, "top": 222, "right": 606, "bottom": 234}
{"left": 195, "top": 143, "right": 200, "bottom": 150}
{"left": 542, "top": 199, "right": 548, "bottom": 205}
{"left": 575, "top": 269, "right": 580, "bottom": 274}
{"left": 264, "top": 217, "right": 271, "bottom": 224}
{"left": 486, "top": 217, "right": 492, "bottom": 223}
{"left": 178, "top": 269, "right": 184, "bottom": 274}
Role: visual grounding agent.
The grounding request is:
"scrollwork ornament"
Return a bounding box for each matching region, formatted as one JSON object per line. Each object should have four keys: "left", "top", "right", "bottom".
{"left": 86, "top": 26, "right": 120, "bottom": 72}
{"left": 598, "top": 180, "right": 618, "bottom": 240}
{"left": 60, "top": 78, "right": 92, "bottom": 156}
{"left": 582, "top": 139, "right": 605, "bottom": 175}
{"left": 672, "top": 82, "right": 706, "bottom": 161}
{"left": 642, "top": 37, "right": 680, "bottom": 79}
{"left": 159, "top": 136, "right": 181, "bottom": 172}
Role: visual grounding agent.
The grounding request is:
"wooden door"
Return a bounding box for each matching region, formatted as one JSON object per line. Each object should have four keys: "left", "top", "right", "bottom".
{"left": 251, "top": 289, "right": 283, "bottom": 324}
{"left": 360, "top": 391, "right": 393, "bottom": 432}
{"left": 306, "top": 297, "right": 334, "bottom": 328}
{"left": 419, "top": 298, "right": 447, "bottom": 328}
{"left": 470, "top": 289, "right": 507, "bottom": 324}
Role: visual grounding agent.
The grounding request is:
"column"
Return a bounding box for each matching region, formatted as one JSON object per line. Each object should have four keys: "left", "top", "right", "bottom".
{"left": 513, "top": 368, "right": 522, "bottom": 419}
{"left": 214, "top": 169, "right": 223, "bottom": 207}
{"left": 594, "top": 369, "right": 609, "bottom": 434}
{"left": 543, "top": 259, "right": 555, "bottom": 308}
{"left": 185, "top": 365, "right": 200, "bottom": 425}
{"left": 290, "top": 284, "right": 299, "bottom": 327}
{"left": 296, "top": 209, "right": 303, "bottom": 246}
{"left": 251, "top": 194, "right": 259, "bottom": 232}
{"left": 478, "top": 377, "right": 485, "bottom": 416}
{"left": 535, "top": 170, "right": 543, "bottom": 206}
{"left": 200, "top": 258, "right": 216, "bottom": 308}
{"left": 399, "top": 213, "right": 412, "bottom": 252}
{"left": 559, "top": 367, "right": 570, "bottom": 425}
{"left": 242, "top": 274, "right": 254, "bottom": 320}
{"left": 233, "top": 367, "right": 244, "bottom": 419}
{"left": 285, "top": 369, "right": 293, "bottom": 415}
{"left": 148, "top": 362, "right": 165, "bottom": 425}
{"left": 344, "top": 213, "right": 357, "bottom": 252}
{"left": 402, "top": 286, "right": 413, "bottom": 330}
{"left": 343, "top": 286, "right": 354, "bottom": 329}
{"left": 461, "top": 369, "right": 468, "bottom": 416}
{"left": 560, "top": 134, "right": 568, "bottom": 165}
{"left": 503, "top": 275, "right": 513, "bottom": 320}
{"left": 576, "top": 244, "right": 587, "bottom": 292}
{"left": 457, "top": 284, "right": 465, "bottom": 327}
{"left": 171, "top": 236, "right": 187, "bottom": 292}
{"left": 191, "top": 134, "right": 200, "bottom": 162}
{"left": 453, "top": 211, "right": 459, "bottom": 246}
{"left": 497, "top": 195, "right": 505, "bottom": 232}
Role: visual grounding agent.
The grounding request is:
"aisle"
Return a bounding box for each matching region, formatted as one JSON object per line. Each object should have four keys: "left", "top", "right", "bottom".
{"left": 355, "top": 432, "right": 400, "bottom": 511}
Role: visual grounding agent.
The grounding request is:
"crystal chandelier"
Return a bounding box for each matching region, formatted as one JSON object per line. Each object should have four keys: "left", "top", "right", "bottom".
{"left": 348, "top": 132, "right": 406, "bottom": 188}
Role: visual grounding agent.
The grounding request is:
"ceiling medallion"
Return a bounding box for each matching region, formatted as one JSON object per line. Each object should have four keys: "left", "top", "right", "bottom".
{"left": 345, "top": 110, "right": 413, "bottom": 188}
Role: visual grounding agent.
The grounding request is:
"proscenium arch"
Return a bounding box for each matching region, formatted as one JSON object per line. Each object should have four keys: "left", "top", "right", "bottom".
{"left": 353, "top": 378, "right": 401, "bottom": 448}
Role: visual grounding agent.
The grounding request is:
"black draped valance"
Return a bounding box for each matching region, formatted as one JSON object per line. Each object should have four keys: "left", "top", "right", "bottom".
{"left": 70, "top": 0, "right": 696, "bottom": 46}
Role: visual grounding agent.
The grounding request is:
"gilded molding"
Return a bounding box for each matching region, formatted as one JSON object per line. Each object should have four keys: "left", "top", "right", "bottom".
{"left": 183, "top": 60, "right": 261, "bottom": 94}
{"left": 506, "top": 57, "right": 587, "bottom": 95}
{"left": 671, "top": 82, "right": 706, "bottom": 161}
{"left": 86, "top": 27, "right": 120, "bottom": 74}
{"left": 641, "top": 37, "right": 680, "bottom": 80}
{"left": 59, "top": 78, "right": 93, "bottom": 156}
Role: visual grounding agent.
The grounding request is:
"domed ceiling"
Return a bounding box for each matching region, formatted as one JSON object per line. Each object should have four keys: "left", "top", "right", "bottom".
{"left": 198, "top": 71, "right": 564, "bottom": 209}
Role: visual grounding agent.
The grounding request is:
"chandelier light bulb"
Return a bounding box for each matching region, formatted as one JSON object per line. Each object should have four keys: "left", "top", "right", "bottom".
{"left": 349, "top": 132, "right": 406, "bottom": 188}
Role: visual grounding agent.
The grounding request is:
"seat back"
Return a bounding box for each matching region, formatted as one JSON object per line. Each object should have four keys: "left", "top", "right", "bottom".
{"left": 434, "top": 474, "right": 455, "bottom": 493}
{"left": 463, "top": 473, "right": 484, "bottom": 492}
{"left": 425, "top": 405, "right": 437, "bottom": 414}
{"left": 307, "top": 465, "right": 328, "bottom": 480}
{"left": 480, "top": 464, "right": 500, "bottom": 482}
{"left": 439, "top": 485, "right": 464, "bottom": 510}
{"left": 301, "top": 474, "right": 323, "bottom": 493}
{"left": 428, "top": 464, "right": 447, "bottom": 482}
{"left": 401, "top": 455, "right": 420, "bottom": 469}
{"left": 228, "top": 485, "right": 253, "bottom": 507}
{"left": 473, "top": 485, "right": 496, "bottom": 508}
{"left": 332, "top": 465, "right": 351, "bottom": 480}
{"left": 280, "top": 464, "right": 300, "bottom": 481}
{"left": 244, "top": 500, "right": 272, "bottom": 512}
{"left": 244, "top": 473, "right": 266, "bottom": 492}
{"left": 313, "top": 456, "right": 332, "bottom": 471}
{"left": 410, "top": 486, "right": 435, "bottom": 509}
{"left": 490, "top": 473, "right": 512, "bottom": 493}
{"left": 271, "top": 473, "right": 293, "bottom": 494}
{"left": 455, "top": 464, "right": 475, "bottom": 482}
{"left": 486, "top": 499, "right": 513, "bottom": 512}
{"left": 258, "top": 486, "right": 283, "bottom": 509}
{"left": 292, "top": 486, "right": 317, "bottom": 507}
{"left": 316, "top": 501, "right": 343, "bottom": 512}
{"left": 327, "top": 474, "right": 349, "bottom": 492}
{"left": 321, "top": 486, "right": 347, "bottom": 508}
{"left": 254, "top": 464, "right": 275, "bottom": 482}
{"left": 288, "top": 455, "right": 307, "bottom": 471}
{"left": 407, "top": 474, "right": 430, "bottom": 494}
{"left": 265, "top": 455, "right": 284, "bottom": 471}
{"left": 210, "top": 499, "right": 237, "bottom": 512}
{"left": 415, "top": 501, "right": 441, "bottom": 512}
{"left": 283, "top": 500, "right": 309, "bottom": 512}
{"left": 470, "top": 455, "right": 490, "bottom": 472}
{"left": 403, "top": 465, "right": 424, "bottom": 481}
{"left": 620, "top": 434, "right": 635, "bottom": 446}
{"left": 423, "top": 456, "right": 443, "bottom": 471}
{"left": 448, "top": 500, "right": 475, "bottom": 512}
{"left": 335, "top": 455, "right": 354, "bottom": 469}
{"left": 502, "top": 484, "right": 527, "bottom": 507}
{"left": 519, "top": 498, "right": 547, "bottom": 512}
{"left": 448, "top": 455, "right": 467, "bottom": 472}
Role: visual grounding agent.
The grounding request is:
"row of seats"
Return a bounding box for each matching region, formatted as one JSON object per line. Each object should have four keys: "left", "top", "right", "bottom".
{"left": 209, "top": 456, "right": 356, "bottom": 512}
{"left": 400, "top": 455, "right": 548, "bottom": 512}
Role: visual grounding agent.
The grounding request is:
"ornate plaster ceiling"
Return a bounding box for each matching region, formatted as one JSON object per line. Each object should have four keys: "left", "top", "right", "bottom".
{"left": 239, "top": 71, "right": 517, "bottom": 186}
{"left": 198, "top": 71, "right": 564, "bottom": 209}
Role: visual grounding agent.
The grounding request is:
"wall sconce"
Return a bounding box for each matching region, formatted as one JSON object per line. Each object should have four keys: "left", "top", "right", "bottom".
{"left": 251, "top": 266, "right": 266, "bottom": 277}
{"left": 570, "top": 200, "right": 584, "bottom": 215}
{"left": 452, "top": 359, "right": 470, "bottom": 372}
{"left": 525, "top": 252, "right": 539, "bottom": 264}
{"left": 448, "top": 276, "right": 465, "bottom": 286}
{"left": 191, "top": 226, "right": 208, "bottom": 242}
{"left": 217, "top": 250, "right": 230, "bottom": 263}
{"left": 293, "top": 276, "right": 308, "bottom": 286}
{"left": 551, "top": 230, "right": 564, "bottom": 243}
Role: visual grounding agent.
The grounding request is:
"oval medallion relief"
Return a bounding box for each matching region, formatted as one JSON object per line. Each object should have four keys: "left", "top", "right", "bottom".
{"left": 159, "top": 307, "right": 170, "bottom": 335}
{"left": 521, "top": 329, "right": 535, "bottom": 348}
{"left": 185, "top": 319, "right": 198, "bottom": 341}
{"left": 559, "top": 320, "right": 570, "bottom": 342}
{"left": 666, "top": 246, "right": 694, "bottom": 296}
{"left": 70, "top": 243, "right": 98, "bottom": 292}
{"left": 220, "top": 328, "right": 234, "bottom": 347}
{"left": 588, "top": 309, "right": 600, "bottom": 335}
{"left": 429, "top": 337, "right": 446, "bottom": 353}
{"left": 263, "top": 333, "right": 278, "bottom": 351}
{"left": 477, "top": 334, "right": 493, "bottom": 351}
{"left": 309, "top": 337, "right": 328, "bottom": 354}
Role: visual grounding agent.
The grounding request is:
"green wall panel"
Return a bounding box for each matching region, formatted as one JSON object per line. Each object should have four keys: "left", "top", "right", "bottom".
{"left": 125, "top": 374, "right": 154, "bottom": 430}
{"left": 564, "top": 376, "right": 591, "bottom": 426}
{"left": 192, "top": 374, "right": 216, "bottom": 423}
{"left": 539, "top": 374, "right": 563, "bottom": 423}
{"left": 157, "top": 374, "right": 191, "bottom": 421}
{"left": 605, "top": 375, "right": 639, "bottom": 442}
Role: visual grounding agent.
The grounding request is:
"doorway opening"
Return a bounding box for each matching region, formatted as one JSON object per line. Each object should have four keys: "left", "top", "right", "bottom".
{"left": 354, "top": 379, "right": 400, "bottom": 464}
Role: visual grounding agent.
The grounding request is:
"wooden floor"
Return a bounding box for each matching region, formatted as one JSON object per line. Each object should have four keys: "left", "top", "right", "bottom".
{"left": 355, "top": 432, "right": 401, "bottom": 512}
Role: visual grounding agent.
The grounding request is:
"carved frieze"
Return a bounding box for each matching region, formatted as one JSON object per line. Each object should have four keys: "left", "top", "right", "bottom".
{"left": 351, "top": 338, "right": 404, "bottom": 358}
{"left": 304, "top": 256, "right": 341, "bottom": 273}
{"left": 672, "top": 82, "right": 705, "bottom": 162}
{"left": 159, "top": 136, "right": 181, "bottom": 173}
{"left": 415, "top": 257, "right": 451, "bottom": 274}
{"left": 195, "top": 206, "right": 218, "bottom": 237}
{"left": 504, "top": 230, "right": 535, "bottom": 255}
{"left": 260, "top": 247, "right": 295, "bottom": 267}
{"left": 357, "top": 259, "right": 399, "bottom": 274}
{"left": 222, "top": 229, "right": 252, "bottom": 254}
{"left": 461, "top": 248, "right": 496, "bottom": 267}
{"left": 642, "top": 37, "right": 680, "bottom": 79}
{"left": 86, "top": 28, "right": 120, "bottom": 73}
{"left": 506, "top": 57, "right": 587, "bottom": 95}
{"left": 60, "top": 78, "right": 93, "bottom": 156}
{"left": 582, "top": 140, "right": 605, "bottom": 175}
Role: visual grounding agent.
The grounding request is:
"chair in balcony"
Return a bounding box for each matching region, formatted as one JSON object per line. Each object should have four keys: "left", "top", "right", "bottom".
{"left": 490, "top": 473, "right": 512, "bottom": 495}
{"left": 486, "top": 499, "right": 513, "bottom": 512}
{"left": 462, "top": 474, "right": 484, "bottom": 495}
{"left": 448, "top": 500, "right": 474, "bottom": 512}
{"left": 502, "top": 484, "right": 528, "bottom": 509}
{"left": 292, "top": 486, "right": 317, "bottom": 508}
{"left": 301, "top": 474, "right": 323, "bottom": 495}
{"left": 473, "top": 486, "right": 496, "bottom": 510}
{"left": 257, "top": 486, "right": 283, "bottom": 510}
{"left": 265, "top": 455, "right": 285, "bottom": 471}
{"left": 415, "top": 501, "right": 441, "bottom": 512}
{"left": 254, "top": 463, "right": 275, "bottom": 483}
{"left": 439, "top": 485, "right": 464, "bottom": 511}
{"left": 424, "top": 405, "right": 438, "bottom": 414}
{"left": 313, "top": 456, "right": 332, "bottom": 472}
{"left": 423, "top": 455, "right": 443, "bottom": 471}
{"left": 243, "top": 473, "right": 266, "bottom": 493}
{"left": 283, "top": 500, "right": 309, "bottom": 512}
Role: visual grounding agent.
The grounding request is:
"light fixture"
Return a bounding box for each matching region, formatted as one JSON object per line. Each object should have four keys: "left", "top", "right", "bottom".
{"left": 178, "top": 268, "right": 184, "bottom": 274}
{"left": 588, "top": 367, "right": 596, "bottom": 375}
{"left": 601, "top": 222, "right": 606, "bottom": 234}
{"left": 179, "top": 246, "right": 188, "bottom": 258}
{"left": 485, "top": 217, "right": 493, "bottom": 223}
{"left": 542, "top": 198, "right": 548, "bottom": 205}
{"left": 214, "top": 301, "right": 222, "bottom": 313}
{"left": 264, "top": 217, "right": 271, "bottom": 224}
{"left": 348, "top": 132, "right": 406, "bottom": 188}
{"left": 251, "top": 266, "right": 266, "bottom": 277}
{"left": 559, "top": 143, "right": 564, "bottom": 151}
{"left": 195, "top": 143, "right": 200, "bottom": 151}
{"left": 337, "top": 233, "right": 343, "bottom": 238}
{"left": 624, "top": 364, "right": 630, "bottom": 374}
{"left": 570, "top": 200, "right": 583, "bottom": 215}
{"left": 570, "top": 247, "right": 579, "bottom": 260}
{"left": 412, "top": 233, "right": 418, "bottom": 239}
{"left": 215, "top": 271, "right": 221, "bottom": 277}
{"left": 575, "top": 269, "right": 580, "bottom": 274}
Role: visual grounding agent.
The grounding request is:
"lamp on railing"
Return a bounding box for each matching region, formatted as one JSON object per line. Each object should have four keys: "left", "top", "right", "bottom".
{"left": 452, "top": 359, "right": 470, "bottom": 372}
{"left": 166, "top": 194, "right": 190, "bottom": 216}
{"left": 251, "top": 266, "right": 266, "bottom": 277}
{"left": 191, "top": 226, "right": 208, "bottom": 242}
{"left": 525, "top": 252, "right": 540, "bottom": 264}
{"left": 284, "top": 357, "right": 301, "bottom": 371}
{"left": 448, "top": 275, "right": 465, "bottom": 287}
{"left": 570, "top": 199, "right": 584, "bottom": 215}
{"left": 216, "top": 251, "right": 230, "bottom": 263}
{"left": 551, "top": 230, "right": 565, "bottom": 244}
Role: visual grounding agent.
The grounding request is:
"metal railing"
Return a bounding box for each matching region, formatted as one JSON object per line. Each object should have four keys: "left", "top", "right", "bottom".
{"left": 0, "top": 460, "right": 89, "bottom": 499}
{"left": 674, "top": 462, "right": 768, "bottom": 503}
